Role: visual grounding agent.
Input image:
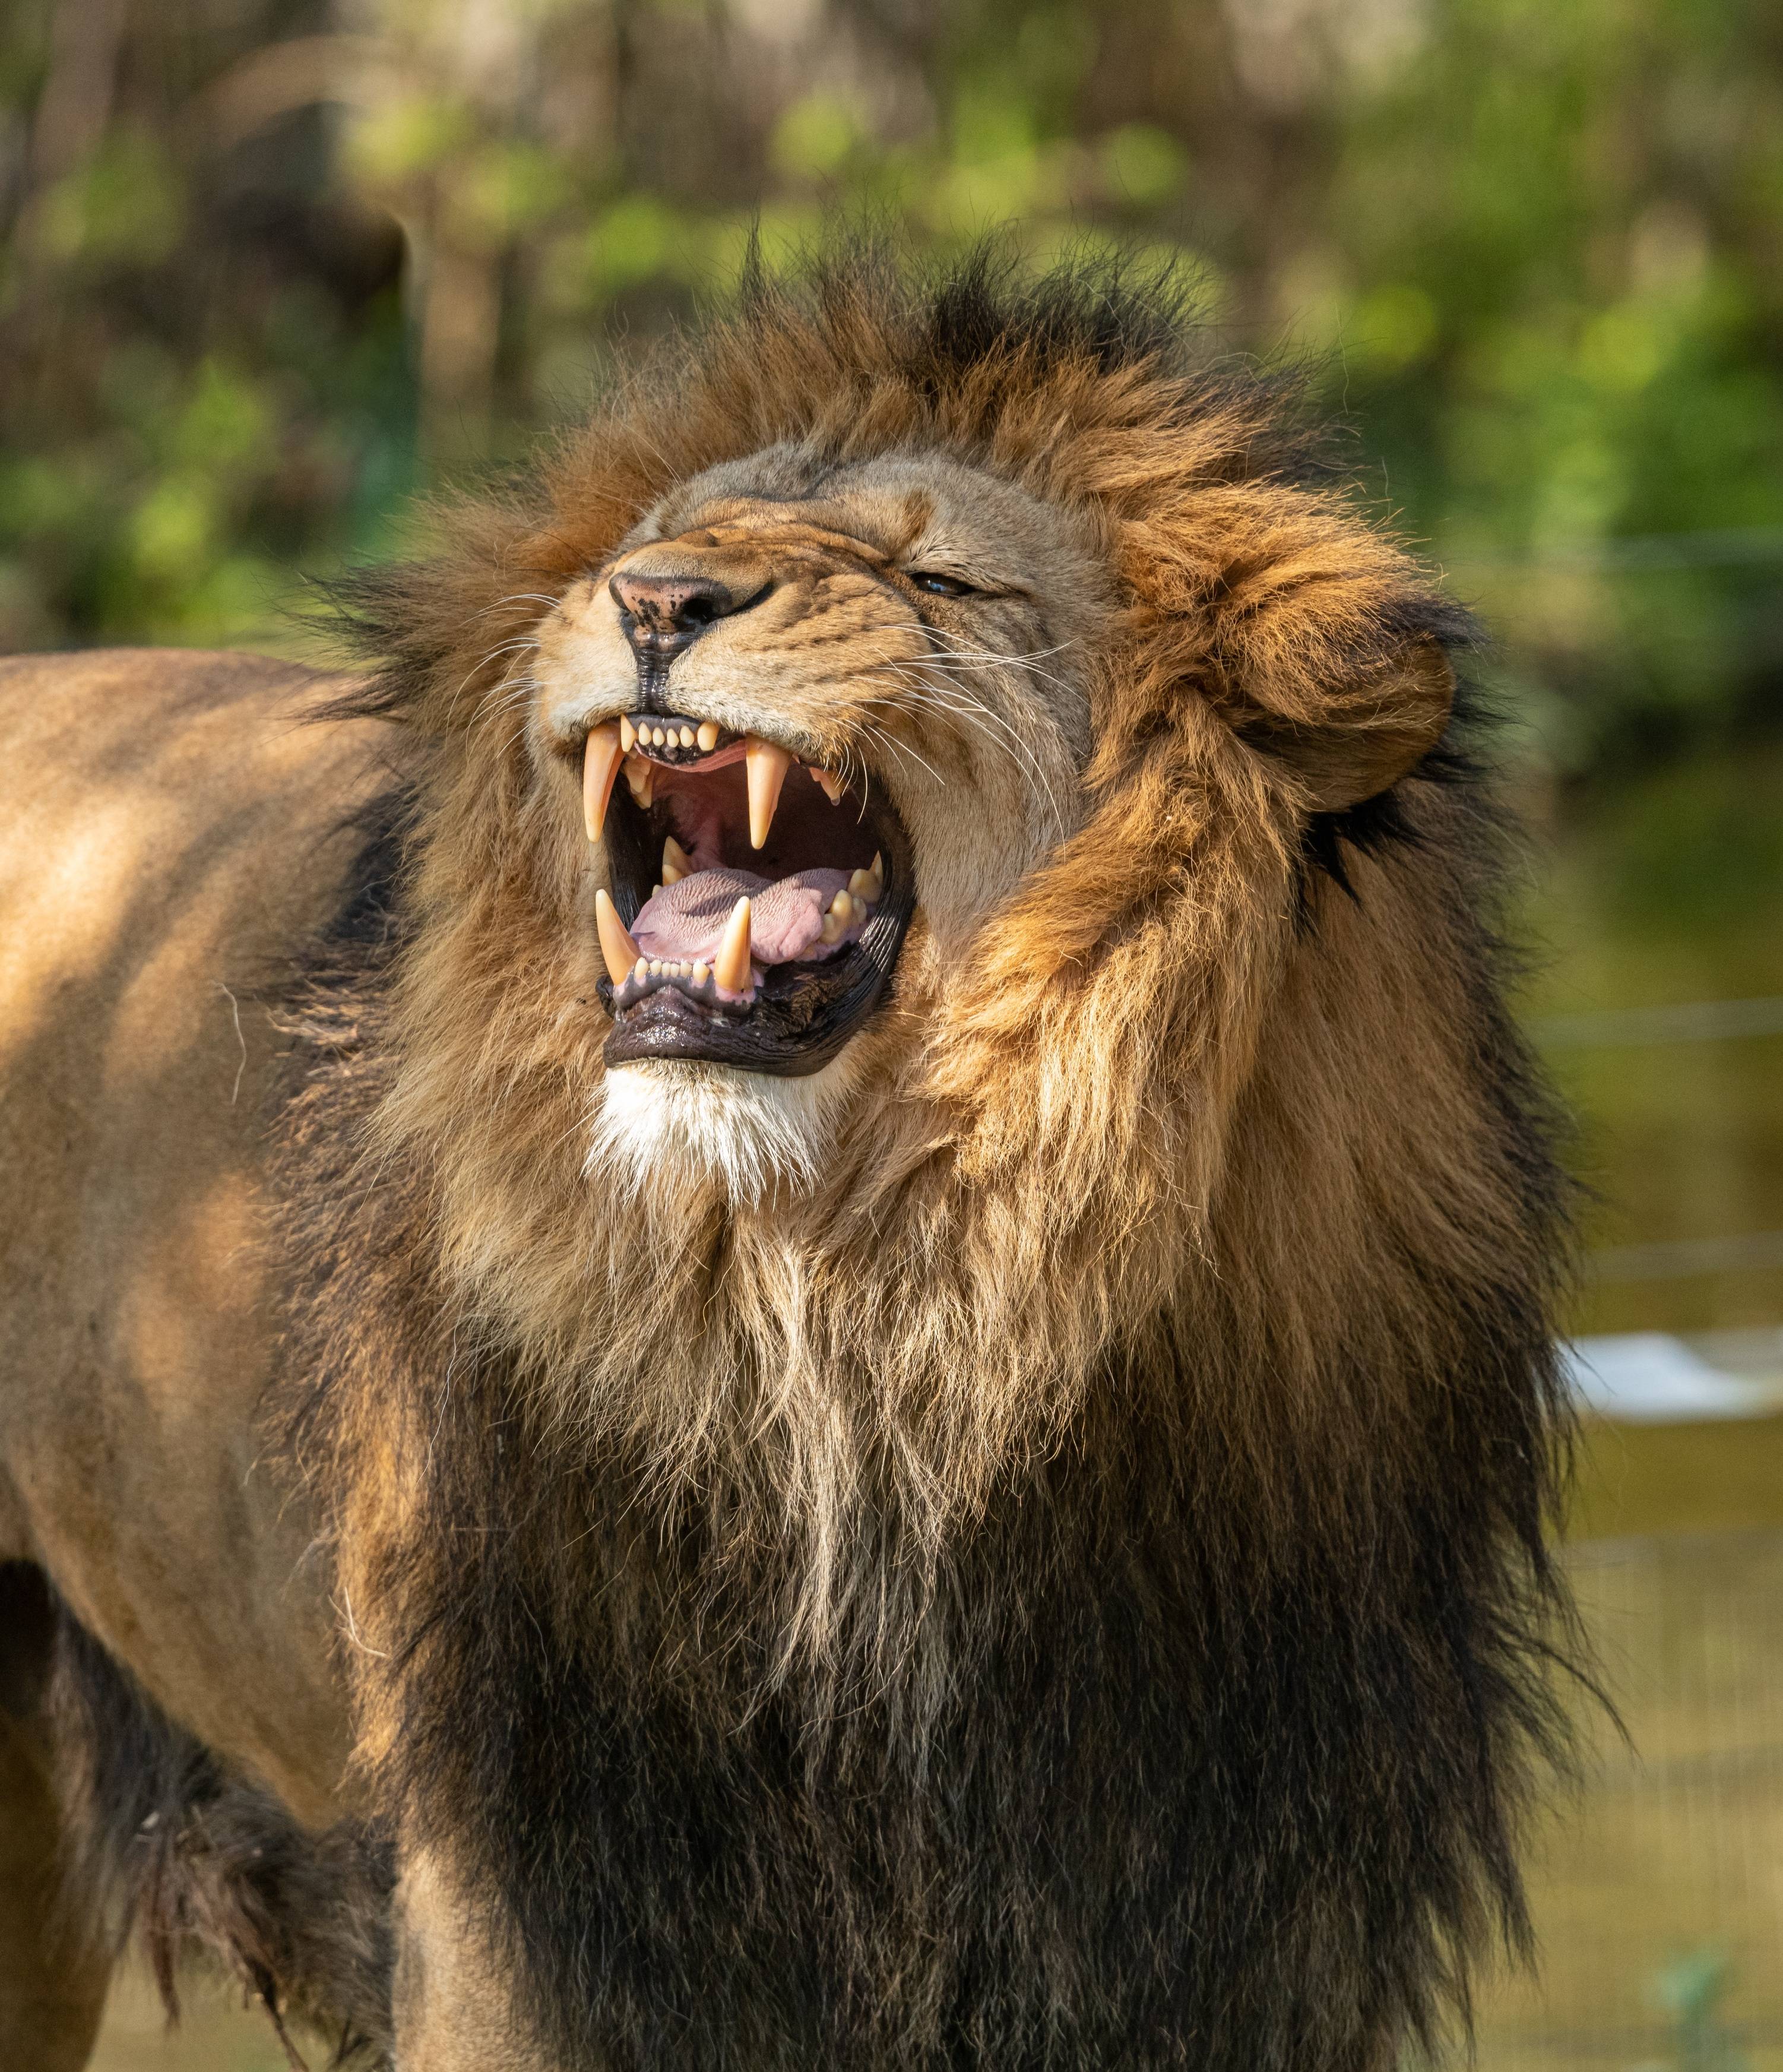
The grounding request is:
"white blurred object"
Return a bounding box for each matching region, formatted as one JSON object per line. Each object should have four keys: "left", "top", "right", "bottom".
{"left": 1563, "top": 1330, "right": 1783, "bottom": 1423}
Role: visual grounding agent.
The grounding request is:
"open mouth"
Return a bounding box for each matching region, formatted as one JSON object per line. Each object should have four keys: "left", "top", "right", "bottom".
{"left": 584, "top": 713, "right": 915, "bottom": 1075}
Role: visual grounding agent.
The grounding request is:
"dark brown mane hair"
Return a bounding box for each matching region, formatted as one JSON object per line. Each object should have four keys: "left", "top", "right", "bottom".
{"left": 271, "top": 241, "right": 1580, "bottom": 2070}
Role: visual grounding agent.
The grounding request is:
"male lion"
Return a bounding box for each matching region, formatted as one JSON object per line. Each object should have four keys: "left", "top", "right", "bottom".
{"left": 0, "top": 252, "right": 1575, "bottom": 2071}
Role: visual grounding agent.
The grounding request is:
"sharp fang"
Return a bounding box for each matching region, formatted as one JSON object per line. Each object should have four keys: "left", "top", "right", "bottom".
{"left": 745, "top": 739, "right": 793, "bottom": 849}
{"left": 594, "top": 888, "right": 642, "bottom": 986}
{"left": 618, "top": 714, "right": 636, "bottom": 754}
{"left": 582, "top": 724, "right": 623, "bottom": 841}
{"left": 812, "top": 766, "right": 845, "bottom": 805}
{"left": 714, "top": 896, "right": 752, "bottom": 992}
{"left": 624, "top": 756, "right": 654, "bottom": 808}
{"left": 696, "top": 721, "right": 720, "bottom": 752}
{"left": 662, "top": 836, "right": 693, "bottom": 883}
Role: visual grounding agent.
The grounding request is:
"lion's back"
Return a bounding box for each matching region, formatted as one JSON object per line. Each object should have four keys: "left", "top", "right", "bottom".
{"left": 0, "top": 648, "right": 387, "bottom": 1818}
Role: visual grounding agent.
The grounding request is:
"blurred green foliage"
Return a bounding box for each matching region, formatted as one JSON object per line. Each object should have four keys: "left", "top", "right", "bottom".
{"left": 1650, "top": 1948, "right": 1750, "bottom": 2072}
{"left": 1, "top": 0, "right": 1779, "bottom": 774}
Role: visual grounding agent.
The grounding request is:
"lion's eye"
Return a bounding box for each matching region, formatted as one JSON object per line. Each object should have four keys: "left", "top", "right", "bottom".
{"left": 908, "top": 571, "right": 977, "bottom": 598}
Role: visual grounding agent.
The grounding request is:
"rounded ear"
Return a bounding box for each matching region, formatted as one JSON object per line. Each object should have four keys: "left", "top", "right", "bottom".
{"left": 1236, "top": 638, "right": 1456, "bottom": 813}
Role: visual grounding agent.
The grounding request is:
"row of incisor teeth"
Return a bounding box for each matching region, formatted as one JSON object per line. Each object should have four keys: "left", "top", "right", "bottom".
{"left": 620, "top": 716, "right": 721, "bottom": 754}
{"left": 632, "top": 956, "right": 710, "bottom": 982}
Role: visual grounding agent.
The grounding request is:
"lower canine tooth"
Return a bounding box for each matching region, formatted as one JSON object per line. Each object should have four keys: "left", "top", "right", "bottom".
{"left": 582, "top": 723, "right": 623, "bottom": 842}
{"left": 714, "top": 896, "right": 753, "bottom": 992}
{"left": 594, "top": 888, "right": 642, "bottom": 986}
{"left": 745, "top": 738, "right": 793, "bottom": 849}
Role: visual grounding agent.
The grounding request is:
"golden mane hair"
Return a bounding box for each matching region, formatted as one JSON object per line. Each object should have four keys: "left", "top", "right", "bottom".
{"left": 262, "top": 244, "right": 1579, "bottom": 2068}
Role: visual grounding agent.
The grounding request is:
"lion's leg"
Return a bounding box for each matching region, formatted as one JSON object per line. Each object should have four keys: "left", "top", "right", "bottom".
{"left": 390, "top": 1848, "right": 575, "bottom": 2072}
{"left": 0, "top": 1565, "right": 111, "bottom": 2071}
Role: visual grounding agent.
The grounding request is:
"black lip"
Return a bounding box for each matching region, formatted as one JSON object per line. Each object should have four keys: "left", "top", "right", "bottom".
{"left": 597, "top": 751, "right": 915, "bottom": 1078}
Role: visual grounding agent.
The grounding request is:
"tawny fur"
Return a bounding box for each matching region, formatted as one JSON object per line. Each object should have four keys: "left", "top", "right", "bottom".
{"left": 2, "top": 248, "right": 1576, "bottom": 2071}
{"left": 268, "top": 249, "right": 1576, "bottom": 2068}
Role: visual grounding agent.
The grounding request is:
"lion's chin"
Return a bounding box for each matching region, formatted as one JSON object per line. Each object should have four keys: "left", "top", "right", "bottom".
{"left": 586, "top": 1050, "right": 866, "bottom": 1209}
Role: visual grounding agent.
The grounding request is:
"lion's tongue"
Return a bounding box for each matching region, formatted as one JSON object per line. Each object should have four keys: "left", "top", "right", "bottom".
{"left": 630, "top": 866, "right": 853, "bottom": 968}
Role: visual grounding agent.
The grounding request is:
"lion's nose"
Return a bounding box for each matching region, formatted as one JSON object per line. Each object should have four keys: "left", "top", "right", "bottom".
{"left": 609, "top": 570, "right": 755, "bottom": 657}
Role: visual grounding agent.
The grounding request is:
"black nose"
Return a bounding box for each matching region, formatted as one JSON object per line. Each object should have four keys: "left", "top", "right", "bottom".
{"left": 609, "top": 571, "right": 742, "bottom": 657}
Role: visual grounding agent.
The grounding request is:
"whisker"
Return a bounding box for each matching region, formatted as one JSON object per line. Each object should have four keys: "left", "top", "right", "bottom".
{"left": 854, "top": 720, "right": 947, "bottom": 789}
{"left": 853, "top": 663, "right": 1066, "bottom": 828}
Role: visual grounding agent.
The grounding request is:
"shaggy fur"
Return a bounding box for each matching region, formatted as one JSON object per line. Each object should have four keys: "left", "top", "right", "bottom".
{"left": 45, "top": 1596, "right": 392, "bottom": 2065}
{"left": 258, "top": 245, "right": 1581, "bottom": 2068}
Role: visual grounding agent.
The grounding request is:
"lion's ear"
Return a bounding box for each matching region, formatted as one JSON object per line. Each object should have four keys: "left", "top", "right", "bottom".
{"left": 1234, "top": 637, "right": 1455, "bottom": 813}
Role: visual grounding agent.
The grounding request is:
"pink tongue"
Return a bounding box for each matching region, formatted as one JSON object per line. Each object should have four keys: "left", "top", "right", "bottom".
{"left": 630, "top": 866, "right": 853, "bottom": 966}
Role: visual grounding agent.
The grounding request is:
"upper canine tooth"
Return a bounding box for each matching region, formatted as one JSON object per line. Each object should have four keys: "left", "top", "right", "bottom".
{"left": 745, "top": 738, "right": 793, "bottom": 850}
{"left": 812, "top": 766, "right": 845, "bottom": 805}
{"left": 594, "top": 888, "right": 642, "bottom": 988}
{"left": 714, "top": 896, "right": 753, "bottom": 992}
{"left": 624, "top": 756, "right": 654, "bottom": 808}
{"left": 582, "top": 723, "right": 623, "bottom": 842}
{"left": 618, "top": 714, "right": 636, "bottom": 754}
{"left": 696, "top": 720, "right": 720, "bottom": 752}
{"left": 661, "top": 836, "right": 692, "bottom": 884}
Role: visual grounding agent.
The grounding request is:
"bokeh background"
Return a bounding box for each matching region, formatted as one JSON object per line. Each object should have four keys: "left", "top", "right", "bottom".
{"left": 4, "top": 0, "right": 1781, "bottom": 2065}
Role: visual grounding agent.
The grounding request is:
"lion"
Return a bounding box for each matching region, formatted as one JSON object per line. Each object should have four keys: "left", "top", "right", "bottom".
{"left": 0, "top": 249, "right": 1576, "bottom": 2071}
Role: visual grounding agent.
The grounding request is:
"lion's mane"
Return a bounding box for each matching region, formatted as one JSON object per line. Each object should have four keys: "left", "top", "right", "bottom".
{"left": 271, "top": 247, "right": 1578, "bottom": 2070}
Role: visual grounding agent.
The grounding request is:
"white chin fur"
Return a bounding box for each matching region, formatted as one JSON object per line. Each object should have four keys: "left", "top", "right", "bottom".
{"left": 588, "top": 1051, "right": 863, "bottom": 1206}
